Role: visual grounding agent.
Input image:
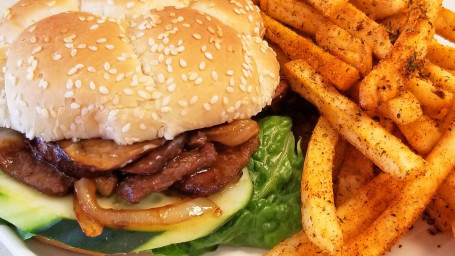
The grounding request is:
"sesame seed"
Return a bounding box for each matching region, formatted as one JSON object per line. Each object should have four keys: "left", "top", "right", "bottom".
{"left": 180, "top": 59, "right": 187, "bottom": 67}
{"left": 39, "top": 79, "right": 48, "bottom": 89}
{"left": 230, "top": 77, "right": 235, "bottom": 86}
{"left": 211, "top": 71, "right": 218, "bottom": 81}
{"left": 190, "top": 96, "right": 198, "bottom": 105}
{"left": 71, "top": 102, "right": 80, "bottom": 109}
{"left": 162, "top": 97, "right": 170, "bottom": 106}
{"left": 204, "top": 52, "right": 213, "bottom": 60}
{"left": 210, "top": 95, "right": 219, "bottom": 104}
{"left": 66, "top": 79, "right": 73, "bottom": 89}
{"left": 90, "top": 24, "right": 99, "bottom": 30}
{"left": 226, "top": 87, "right": 234, "bottom": 93}
{"left": 32, "top": 46, "right": 42, "bottom": 55}
{"left": 178, "top": 100, "right": 188, "bottom": 107}
{"left": 138, "top": 90, "right": 150, "bottom": 99}
{"left": 166, "top": 83, "right": 176, "bottom": 92}
{"left": 116, "top": 73, "right": 125, "bottom": 81}
{"left": 199, "top": 61, "right": 206, "bottom": 70}
{"left": 53, "top": 54, "right": 62, "bottom": 61}
{"left": 68, "top": 67, "right": 78, "bottom": 76}
{"left": 193, "top": 33, "right": 202, "bottom": 40}
{"left": 64, "top": 91, "right": 74, "bottom": 98}
{"left": 122, "top": 123, "right": 131, "bottom": 133}
{"left": 87, "top": 66, "right": 96, "bottom": 72}
{"left": 181, "top": 74, "right": 188, "bottom": 81}
{"left": 124, "top": 88, "right": 133, "bottom": 95}
{"left": 88, "top": 46, "right": 98, "bottom": 51}
{"left": 30, "top": 36, "right": 37, "bottom": 43}
{"left": 161, "top": 107, "right": 171, "bottom": 112}
{"left": 157, "top": 74, "right": 165, "bottom": 83}
{"left": 99, "top": 86, "right": 109, "bottom": 94}
{"left": 71, "top": 49, "right": 77, "bottom": 57}
{"left": 105, "top": 45, "right": 114, "bottom": 50}
{"left": 139, "top": 123, "right": 147, "bottom": 130}
{"left": 109, "top": 68, "right": 118, "bottom": 74}
{"left": 90, "top": 81, "right": 96, "bottom": 90}
{"left": 201, "top": 45, "right": 207, "bottom": 52}
{"left": 16, "top": 59, "right": 23, "bottom": 67}
{"left": 203, "top": 103, "right": 211, "bottom": 111}
{"left": 96, "top": 38, "right": 107, "bottom": 43}
{"left": 75, "top": 80, "right": 82, "bottom": 88}
{"left": 195, "top": 77, "right": 203, "bottom": 85}
{"left": 226, "top": 70, "right": 234, "bottom": 76}
{"left": 189, "top": 73, "right": 198, "bottom": 81}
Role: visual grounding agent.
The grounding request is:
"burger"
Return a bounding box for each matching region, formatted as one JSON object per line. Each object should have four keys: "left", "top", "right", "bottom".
{"left": 0, "top": 0, "right": 303, "bottom": 255}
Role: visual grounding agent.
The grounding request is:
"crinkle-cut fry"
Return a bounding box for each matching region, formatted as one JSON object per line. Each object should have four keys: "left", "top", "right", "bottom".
{"left": 262, "top": 12, "right": 360, "bottom": 90}
{"left": 359, "top": 16, "right": 434, "bottom": 109}
{"left": 377, "top": 91, "right": 423, "bottom": 125}
{"left": 302, "top": 116, "right": 343, "bottom": 252}
{"left": 408, "top": 76, "right": 454, "bottom": 112}
{"left": 284, "top": 59, "right": 425, "bottom": 179}
{"left": 335, "top": 144, "right": 374, "bottom": 206}
{"left": 422, "top": 60, "right": 455, "bottom": 94}
{"left": 350, "top": 0, "right": 408, "bottom": 19}
{"left": 340, "top": 119, "right": 455, "bottom": 256}
{"left": 436, "top": 7, "right": 455, "bottom": 43}
{"left": 329, "top": 3, "right": 392, "bottom": 58}
{"left": 398, "top": 114, "right": 443, "bottom": 155}
{"left": 261, "top": 0, "right": 372, "bottom": 75}
{"left": 427, "top": 197, "right": 455, "bottom": 232}
{"left": 427, "top": 39, "right": 455, "bottom": 70}
{"left": 266, "top": 173, "right": 401, "bottom": 256}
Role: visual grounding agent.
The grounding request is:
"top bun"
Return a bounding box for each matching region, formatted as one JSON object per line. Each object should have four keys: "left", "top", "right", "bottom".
{"left": 1, "top": 0, "right": 279, "bottom": 144}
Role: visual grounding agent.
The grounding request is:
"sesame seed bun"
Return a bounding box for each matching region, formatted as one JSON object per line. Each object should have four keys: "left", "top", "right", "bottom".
{"left": 2, "top": 0, "right": 279, "bottom": 144}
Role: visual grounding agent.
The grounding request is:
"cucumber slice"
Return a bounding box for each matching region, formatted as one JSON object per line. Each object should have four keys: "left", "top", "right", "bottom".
{"left": 0, "top": 169, "right": 253, "bottom": 254}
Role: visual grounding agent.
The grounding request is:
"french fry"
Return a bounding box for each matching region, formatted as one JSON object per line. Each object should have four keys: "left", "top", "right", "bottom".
{"left": 435, "top": 171, "right": 455, "bottom": 215}
{"left": 435, "top": 7, "right": 455, "bottom": 43}
{"left": 262, "top": 12, "right": 360, "bottom": 90}
{"left": 398, "top": 114, "right": 443, "bottom": 155}
{"left": 350, "top": 0, "right": 408, "bottom": 19}
{"left": 284, "top": 59, "right": 425, "bottom": 179}
{"left": 305, "top": 0, "right": 348, "bottom": 17}
{"left": 422, "top": 60, "right": 455, "bottom": 94}
{"left": 427, "top": 39, "right": 455, "bottom": 70}
{"left": 265, "top": 174, "right": 402, "bottom": 256}
{"left": 266, "top": 173, "right": 402, "bottom": 256}
{"left": 377, "top": 91, "right": 423, "bottom": 125}
{"left": 427, "top": 197, "right": 455, "bottom": 232}
{"left": 261, "top": 0, "right": 372, "bottom": 75}
{"left": 302, "top": 116, "right": 343, "bottom": 252}
{"left": 335, "top": 144, "right": 374, "bottom": 206}
{"left": 340, "top": 119, "right": 455, "bottom": 256}
{"left": 359, "top": 13, "right": 434, "bottom": 109}
{"left": 268, "top": 43, "right": 290, "bottom": 75}
{"left": 328, "top": 3, "right": 392, "bottom": 58}
{"left": 408, "top": 76, "right": 454, "bottom": 111}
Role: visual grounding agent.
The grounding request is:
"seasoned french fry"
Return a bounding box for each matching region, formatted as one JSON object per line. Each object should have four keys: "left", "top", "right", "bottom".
{"left": 377, "top": 91, "right": 423, "bottom": 125}
{"left": 359, "top": 14, "right": 434, "bottom": 109}
{"left": 427, "top": 197, "right": 455, "bottom": 232}
{"left": 340, "top": 119, "right": 455, "bottom": 256}
{"left": 302, "top": 116, "right": 343, "bottom": 252}
{"left": 266, "top": 173, "right": 401, "bottom": 256}
{"left": 262, "top": 13, "right": 360, "bottom": 90}
{"left": 436, "top": 7, "right": 455, "bottom": 43}
{"left": 435, "top": 171, "right": 455, "bottom": 215}
{"left": 398, "top": 114, "right": 443, "bottom": 155}
{"left": 284, "top": 59, "right": 425, "bottom": 179}
{"left": 427, "top": 39, "right": 455, "bottom": 70}
{"left": 329, "top": 3, "right": 392, "bottom": 58}
{"left": 335, "top": 144, "right": 374, "bottom": 206}
{"left": 306, "top": 0, "right": 348, "bottom": 17}
{"left": 422, "top": 60, "right": 455, "bottom": 94}
{"left": 350, "top": 0, "right": 408, "bottom": 19}
{"left": 261, "top": 0, "right": 372, "bottom": 75}
{"left": 408, "top": 76, "right": 454, "bottom": 111}
{"left": 268, "top": 43, "right": 290, "bottom": 74}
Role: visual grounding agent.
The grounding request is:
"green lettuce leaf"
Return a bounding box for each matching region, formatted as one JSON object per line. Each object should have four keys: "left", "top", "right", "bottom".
{"left": 152, "top": 116, "right": 303, "bottom": 256}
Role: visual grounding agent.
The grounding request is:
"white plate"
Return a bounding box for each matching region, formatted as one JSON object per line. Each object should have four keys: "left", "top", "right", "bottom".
{"left": 1, "top": 0, "right": 455, "bottom": 255}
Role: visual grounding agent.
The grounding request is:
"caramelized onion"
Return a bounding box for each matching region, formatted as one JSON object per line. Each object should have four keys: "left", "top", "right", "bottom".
{"left": 74, "top": 178, "right": 222, "bottom": 229}
{"left": 73, "top": 196, "right": 104, "bottom": 237}
{"left": 204, "top": 119, "right": 259, "bottom": 146}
